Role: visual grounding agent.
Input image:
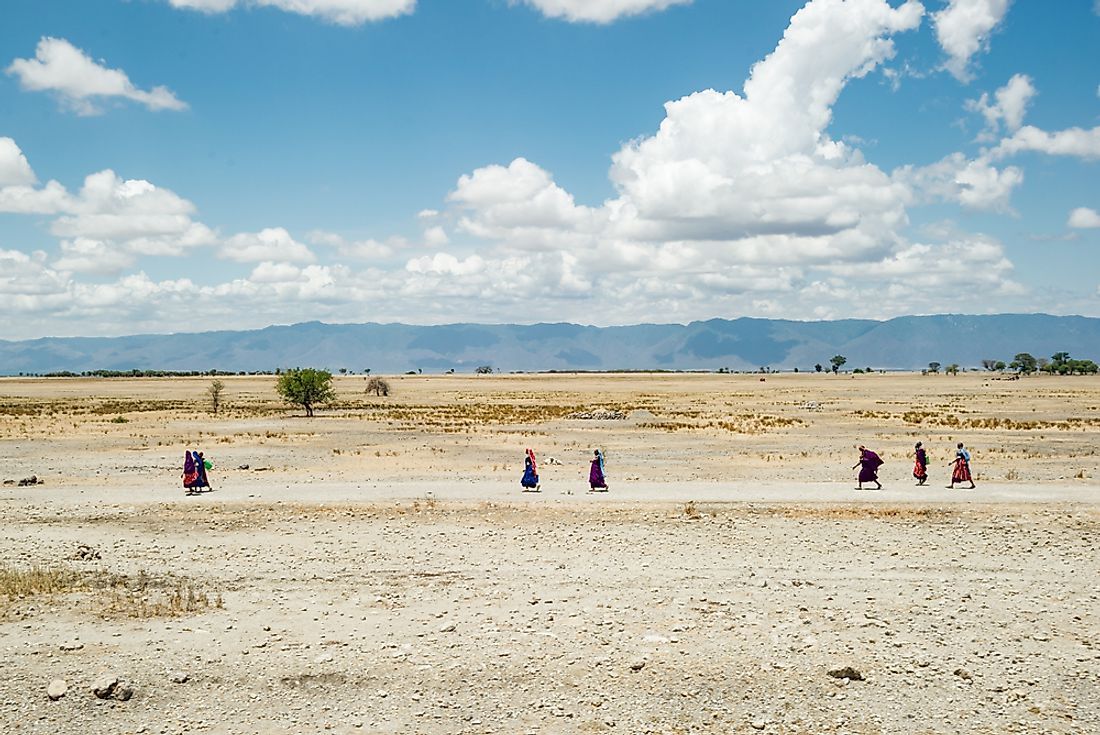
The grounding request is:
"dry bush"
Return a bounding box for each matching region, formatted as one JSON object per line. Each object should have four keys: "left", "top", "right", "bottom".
{"left": 683, "top": 501, "right": 701, "bottom": 520}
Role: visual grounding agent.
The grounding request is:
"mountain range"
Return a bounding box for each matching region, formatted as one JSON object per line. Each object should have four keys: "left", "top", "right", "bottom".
{"left": 1, "top": 314, "right": 1098, "bottom": 375}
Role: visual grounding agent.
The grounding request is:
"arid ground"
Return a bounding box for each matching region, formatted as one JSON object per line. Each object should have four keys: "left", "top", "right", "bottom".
{"left": 1, "top": 373, "right": 1098, "bottom": 734}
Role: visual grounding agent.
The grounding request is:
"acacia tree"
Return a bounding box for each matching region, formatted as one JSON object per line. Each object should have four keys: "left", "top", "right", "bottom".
{"left": 208, "top": 379, "right": 225, "bottom": 415}
{"left": 276, "top": 368, "right": 335, "bottom": 417}
{"left": 475, "top": 365, "right": 493, "bottom": 375}
{"left": 829, "top": 355, "right": 846, "bottom": 374}
{"left": 928, "top": 362, "right": 941, "bottom": 374}
{"left": 1010, "top": 352, "right": 1038, "bottom": 374}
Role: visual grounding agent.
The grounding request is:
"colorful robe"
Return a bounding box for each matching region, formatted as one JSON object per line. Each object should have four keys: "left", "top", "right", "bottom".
{"left": 183, "top": 451, "right": 200, "bottom": 489}
{"left": 952, "top": 450, "right": 972, "bottom": 483}
{"left": 589, "top": 451, "right": 607, "bottom": 489}
{"left": 858, "top": 450, "right": 883, "bottom": 483}
{"left": 521, "top": 449, "right": 539, "bottom": 489}
{"left": 913, "top": 448, "right": 928, "bottom": 479}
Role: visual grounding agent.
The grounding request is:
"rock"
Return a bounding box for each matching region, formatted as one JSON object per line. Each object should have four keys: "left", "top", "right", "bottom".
{"left": 92, "top": 675, "right": 118, "bottom": 699}
{"left": 169, "top": 672, "right": 189, "bottom": 684}
{"left": 438, "top": 622, "right": 457, "bottom": 633}
{"left": 113, "top": 684, "right": 133, "bottom": 702}
{"left": 237, "top": 464, "right": 250, "bottom": 470}
{"left": 59, "top": 641, "right": 84, "bottom": 651}
{"left": 70, "top": 544, "right": 101, "bottom": 561}
{"left": 17, "top": 475, "right": 40, "bottom": 487}
{"left": 629, "top": 659, "right": 646, "bottom": 672}
{"left": 954, "top": 668, "right": 972, "bottom": 680}
{"left": 750, "top": 718, "right": 767, "bottom": 730}
{"left": 827, "top": 666, "right": 864, "bottom": 681}
{"left": 47, "top": 679, "right": 67, "bottom": 701}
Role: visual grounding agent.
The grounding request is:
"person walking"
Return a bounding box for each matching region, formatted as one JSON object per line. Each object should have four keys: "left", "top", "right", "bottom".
{"left": 853, "top": 445, "right": 883, "bottom": 490}
{"left": 588, "top": 449, "right": 608, "bottom": 492}
{"left": 948, "top": 442, "right": 976, "bottom": 489}
{"left": 521, "top": 448, "right": 540, "bottom": 492}
{"left": 913, "top": 442, "right": 928, "bottom": 485}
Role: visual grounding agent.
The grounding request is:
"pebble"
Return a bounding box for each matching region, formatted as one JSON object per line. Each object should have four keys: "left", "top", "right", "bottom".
{"left": 47, "top": 679, "right": 67, "bottom": 701}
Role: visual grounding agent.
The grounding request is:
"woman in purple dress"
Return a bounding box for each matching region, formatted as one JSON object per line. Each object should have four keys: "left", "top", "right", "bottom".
{"left": 853, "top": 445, "right": 883, "bottom": 490}
{"left": 588, "top": 449, "right": 608, "bottom": 492}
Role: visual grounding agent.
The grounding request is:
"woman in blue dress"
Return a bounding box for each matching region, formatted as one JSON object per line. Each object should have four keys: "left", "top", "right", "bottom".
{"left": 521, "top": 448, "right": 539, "bottom": 491}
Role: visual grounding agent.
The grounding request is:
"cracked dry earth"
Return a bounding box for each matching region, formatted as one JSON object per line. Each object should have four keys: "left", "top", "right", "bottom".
{"left": 1, "top": 499, "right": 1098, "bottom": 735}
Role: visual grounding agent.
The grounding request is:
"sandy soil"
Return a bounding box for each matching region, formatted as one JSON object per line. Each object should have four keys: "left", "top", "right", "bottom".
{"left": 1, "top": 373, "right": 1098, "bottom": 734}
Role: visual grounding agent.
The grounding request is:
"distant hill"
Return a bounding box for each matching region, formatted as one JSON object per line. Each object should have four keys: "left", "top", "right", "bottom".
{"left": 1, "top": 314, "right": 1098, "bottom": 375}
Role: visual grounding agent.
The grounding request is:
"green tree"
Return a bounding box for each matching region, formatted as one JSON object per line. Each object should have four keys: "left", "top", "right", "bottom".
{"left": 276, "top": 368, "right": 335, "bottom": 417}
{"left": 994, "top": 360, "right": 1006, "bottom": 371}
{"left": 814, "top": 363, "right": 823, "bottom": 373}
{"left": 829, "top": 355, "right": 846, "bottom": 374}
{"left": 1010, "top": 352, "right": 1038, "bottom": 374}
{"left": 928, "top": 362, "right": 941, "bottom": 374}
{"left": 475, "top": 365, "right": 493, "bottom": 375}
{"left": 945, "top": 364, "right": 960, "bottom": 375}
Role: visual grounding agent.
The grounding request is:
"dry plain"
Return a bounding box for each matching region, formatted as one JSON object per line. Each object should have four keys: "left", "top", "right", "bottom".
{"left": 1, "top": 372, "right": 1098, "bottom": 734}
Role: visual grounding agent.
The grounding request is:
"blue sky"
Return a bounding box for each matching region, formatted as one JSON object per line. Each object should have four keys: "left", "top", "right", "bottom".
{"left": 1, "top": 0, "right": 1098, "bottom": 338}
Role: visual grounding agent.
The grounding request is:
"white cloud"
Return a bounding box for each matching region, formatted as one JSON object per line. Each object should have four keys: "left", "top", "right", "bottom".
{"left": 52, "top": 238, "right": 137, "bottom": 274}
{"left": 967, "top": 73, "right": 1036, "bottom": 140}
{"left": 423, "top": 225, "right": 449, "bottom": 248}
{"left": 1068, "top": 207, "right": 1100, "bottom": 229}
{"left": 165, "top": 0, "right": 415, "bottom": 25}
{"left": 6, "top": 37, "right": 187, "bottom": 115}
{"left": 991, "top": 124, "right": 1100, "bottom": 160}
{"left": 933, "top": 0, "right": 1012, "bottom": 82}
{"left": 49, "top": 170, "right": 216, "bottom": 256}
{"left": 894, "top": 152, "right": 1023, "bottom": 212}
{"left": 0, "top": 0, "right": 1056, "bottom": 337}
{"left": 515, "top": 0, "right": 691, "bottom": 23}
{"left": 0, "top": 137, "right": 37, "bottom": 187}
{"left": 249, "top": 261, "right": 304, "bottom": 283}
{"left": 221, "top": 227, "right": 316, "bottom": 263}
{"left": 309, "top": 230, "right": 398, "bottom": 259}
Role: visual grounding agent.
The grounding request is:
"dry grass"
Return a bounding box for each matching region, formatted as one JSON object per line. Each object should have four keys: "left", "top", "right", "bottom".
{"left": 0, "top": 565, "right": 81, "bottom": 599}
{"left": 0, "top": 565, "right": 223, "bottom": 618}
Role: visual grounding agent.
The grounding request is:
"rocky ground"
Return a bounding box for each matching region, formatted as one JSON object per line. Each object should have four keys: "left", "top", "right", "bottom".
{"left": 1, "top": 496, "right": 1097, "bottom": 735}
{"left": 1, "top": 373, "right": 1098, "bottom": 733}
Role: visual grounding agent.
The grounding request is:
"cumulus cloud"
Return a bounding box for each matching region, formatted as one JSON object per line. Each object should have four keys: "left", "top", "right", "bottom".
{"left": 164, "top": 0, "right": 415, "bottom": 25}
{"left": 6, "top": 37, "right": 187, "bottom": 115}
{"left": 1068, "top": 207, "right": 1100, "bottom": 229}
{"left": 0, "top": 137, "right": 37, "bottom": 187}
{"left": 894, "top": 152, "right": 1023, "bottom": 212}
{"left": 48, "top": 170, "right": 217, "bottom": 256}
{"left": 990, "top": 124, "right": 1100, "bottom": 161}
{"left": 514, "top": 0, "right": 692, "bottom": 23}
{"left": 221, "top": 227, "right": 316, "bottom": 263}
{"left": 0, "top": 0, "right": 1062, "bottom": 337}
{"left": 967, "top": 74, "right": 1036, "bottom": 141}
{"left": 52, "top": 238, "right": 137, "bottom": 274}
{"left": 933, "top": 0, "right": 1012, "bottom": 82}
